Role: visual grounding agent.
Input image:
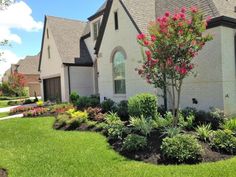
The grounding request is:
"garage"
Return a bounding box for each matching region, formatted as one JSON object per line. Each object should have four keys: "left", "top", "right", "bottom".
{"left": 43, "top": 77, "right": 62, "bottom": 102}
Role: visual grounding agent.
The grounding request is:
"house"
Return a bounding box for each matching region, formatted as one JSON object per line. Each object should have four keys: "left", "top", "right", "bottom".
{"left": 39, "top": 0, "right": 236, "bottom": 115}
{"left": 2, "top": 54, "right": 41, "bottom": 97}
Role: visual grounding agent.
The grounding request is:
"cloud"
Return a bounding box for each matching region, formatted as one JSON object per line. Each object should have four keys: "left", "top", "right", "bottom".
{"left": 0, "top": 50, "right": 23, "bottom": 79}
{"left": 0, "top": 1, "right": 43, "bottom": 43}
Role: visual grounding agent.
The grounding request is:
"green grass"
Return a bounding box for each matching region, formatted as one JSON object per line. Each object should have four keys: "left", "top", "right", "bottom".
{"left": 0, "top": 117, "right": 235, "bottom": 177}
{"left": 0, "top": 112, "right": 9, "bottom": 118}
{"left": 0, "top": 101, "right": 9, "bottom": 108}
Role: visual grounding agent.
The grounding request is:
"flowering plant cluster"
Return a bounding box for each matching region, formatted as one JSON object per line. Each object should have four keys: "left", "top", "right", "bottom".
{"left": 10, "top": 106, "right": 35, "bottom": 115}
{"left": 23, "top": 107, "right": 48, "bottom": 117}
{"left": 136, "top": 7, "right": 213, "bottom": 126}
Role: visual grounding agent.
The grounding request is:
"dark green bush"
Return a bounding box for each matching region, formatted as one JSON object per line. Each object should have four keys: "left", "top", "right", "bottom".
{"left": 117, "top": 100, "right": 129, "bottom": 121}
{"left": 161, "top": 134, "right": 203, "bottom": 164}
{"left": 128, "top": 93, "right": 157, "bottom": 119}
{"left": 122, "top": 134, "right": 147, "bottom": 152}
{"left": 76, "top": 96, "right": 100, "bottom": 110}
{"left": 23, "top": 99, "right": 34, "bottom": 105}
{"left": 70, "top": 92, "right": 79, "bottom": 105}
{"left": 101, "top": 99, "right": 117, "bottom": 113}
{"left": 210, "top": 129, "right": 236, "bottom": 154}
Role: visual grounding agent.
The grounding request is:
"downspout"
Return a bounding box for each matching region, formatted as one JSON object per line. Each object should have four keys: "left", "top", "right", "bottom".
{"left": 68, "top": 66, "right": 71, "bottom": 96}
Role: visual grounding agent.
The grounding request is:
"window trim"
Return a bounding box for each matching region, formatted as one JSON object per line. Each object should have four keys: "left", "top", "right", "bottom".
{"left": 111, "top": 46, "right": 127, "bottom": 95}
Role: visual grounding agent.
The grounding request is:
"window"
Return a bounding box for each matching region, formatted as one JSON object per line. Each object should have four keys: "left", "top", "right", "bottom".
{"left": 113, "top": 51, "right": 126, "bottom": 94}
{"left": 93, "top": 20, "right": 100, "bottom": 40}
{"left": 47, "top": 46, "right": 51, "bottom": 59}
{"left": 46, "top": 28, "right": 49, "bottom": 39}
{"left": 114, "top": 11, "right": 119, "bottom": 30}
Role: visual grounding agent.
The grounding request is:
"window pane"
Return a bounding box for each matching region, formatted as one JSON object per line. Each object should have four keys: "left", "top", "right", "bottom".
{"left": 114, "top": 80, "right": 126, "bottom": 94}
{"left": 113, "top": 51, "right": 126, "bottom": 94}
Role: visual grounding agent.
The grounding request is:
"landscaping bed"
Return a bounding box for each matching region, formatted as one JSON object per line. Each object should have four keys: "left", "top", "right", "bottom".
{"left": 51, "top": 93, "right": 236, "bottom": 165}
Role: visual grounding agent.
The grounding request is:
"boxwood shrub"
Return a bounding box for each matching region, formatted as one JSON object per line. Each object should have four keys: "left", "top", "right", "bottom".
{"left": 128, "top": 93, "right": 157, "bottom": 119}
{"left": 161, "top": 134, "right": 203, "bottom": 164}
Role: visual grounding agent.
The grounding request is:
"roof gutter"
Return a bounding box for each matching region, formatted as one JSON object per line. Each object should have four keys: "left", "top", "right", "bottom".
{"left": 207, "top": 16, "right": 236, "bottom": 29}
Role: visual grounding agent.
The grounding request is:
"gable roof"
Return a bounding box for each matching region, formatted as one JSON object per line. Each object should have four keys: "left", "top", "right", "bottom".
{"left": 17, "top": 55, "right": 40, "bottom": 75}
{"left": 155, "top": 0, "right": 236, "bottom": 19}
{"left": 39, "top": 16, "right": 93, "bottom": 71}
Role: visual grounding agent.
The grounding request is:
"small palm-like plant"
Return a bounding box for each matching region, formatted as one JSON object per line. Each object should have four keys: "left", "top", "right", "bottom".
{"left": 162, "top": 127, "right": 182, "bottom": 138}
{"left": 195, "top": 124, "right": 212, "bottom": 142}
{"left": 222, "top": 118, "right": 236, "bottom": 134}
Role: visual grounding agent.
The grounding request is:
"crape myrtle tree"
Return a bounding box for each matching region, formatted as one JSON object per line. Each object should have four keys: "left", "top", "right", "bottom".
{"left": 136, "top": 6, "right": 213, "bottom": 126}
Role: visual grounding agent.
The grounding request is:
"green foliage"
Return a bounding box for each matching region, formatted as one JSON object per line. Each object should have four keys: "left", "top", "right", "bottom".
{"left": 162, "top": 127, "right": 182, "bottom": 138}
{"left": 161, "top": 134, "right": 203, "bottom": 164}
{"left": 76, "top": 96, "right": 100, "bottom": 110}
{"left": 70, "top": 92, "right": 79, "bottom": 105}
{"left": 57, "top": 114, "right": 70, "bottom": 126}
{"left": 36, "top": 100, "right": 44, "bottom": 107}
{"left": 154, "top": 112, "right": 173, "bottom": 128}
{"left": 210, "top": 130, "right": 236, "bottom": 155}
{"left": 178, "top": 113, "right": 195, "bottom": 130}
{"left": 195, "top": 124, "right": 212, "bottom": 142}
{"left": 122, "top": 134, "right": 147, "bottom": 152}
{"left": 128, "top": 93, "right": 157, "bottom": 119}
{"left": 117, "top": 100, "right": 129, "bottom": 121}
{"left": 64, "top": 109, "right": 88, "bottom": 126}
{"left": 222, "top": 118, "right": 236, "bottom": 134}
{"left": 101, "top": 99, "right": 117, "bottom": 113}
{"left": 130, "top": 116, "right": 154, "bottom": 136}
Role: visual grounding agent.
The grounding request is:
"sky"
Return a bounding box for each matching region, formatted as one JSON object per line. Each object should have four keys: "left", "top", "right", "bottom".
{"left": 0, "top": 0, "right": 105, "bottom": 78}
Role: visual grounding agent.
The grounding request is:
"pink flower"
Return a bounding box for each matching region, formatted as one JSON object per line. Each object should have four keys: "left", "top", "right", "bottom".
{"left": 180, "top": 13, "right": 186, "bottom": 20}
{"left": 151, "top": 35, "right": 156, "bottom": 42}
{"left": 137, "top": 33, "right": 146, "bottom": 40}
{"left": 145, "top": 50, "right": 151, "bottom": 58}
{"left": 144, "top": 40, "right": 150, "bottom": 46}
{"left": 189, "top": 64, "right": 194, "bottom": 70}
{"left": 190, "top": 6, "right": 198, "bottom": 13}
{"left": 166, "top": 58, "right": 173, "bottom": 66}
{"left": 187, "top": 19, "right": 192, "bottom": 25}
{"left": 165, "top": 11, "right": 171, "bottom": 17}
{"left": 181, "top": 7, "right": 187, "bottom": 13}
{"left": 178, "top": 30, "right": 184, "bottom": 35}
{"left": 173, "top": 14, "right": 180, "bottom": 21}
{"left": 178, "top": 22, "right": 183, "bottom": 27}
{"left": 179, "top": 67, "right": 187, "bottom": 75}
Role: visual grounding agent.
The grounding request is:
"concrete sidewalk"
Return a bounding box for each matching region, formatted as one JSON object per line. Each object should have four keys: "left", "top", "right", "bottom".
{"left": 0, "top": 114, "right": 23, "bottom": 121}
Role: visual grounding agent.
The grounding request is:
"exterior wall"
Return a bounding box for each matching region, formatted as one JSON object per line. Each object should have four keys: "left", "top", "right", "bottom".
{"left": 97, "top": 1, "right": 226, "bottom": 112}
{"left": 221, "top": 27, "right": 236, "bottom": 115}
{"left": 40, "top": 22, "right": 68, "bottom": 102}
{"left": 98, "top": 0, "right": 156, "bottom": 103}
{"left": 24, "top": 74, "right": 41, "bottom": 96}
{"left": 180, "top": 27, "right": 224, "bottom": 111}
{"left": 69, "top": 66, "right": 94, "bottom": 96}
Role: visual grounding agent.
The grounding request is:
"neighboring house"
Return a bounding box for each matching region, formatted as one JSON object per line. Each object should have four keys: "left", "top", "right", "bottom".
{"left": 39, "top": 0, "right": 236, "bottom": 116}
{"left": 2, "top": 54, "right": 41, "bottom": 97}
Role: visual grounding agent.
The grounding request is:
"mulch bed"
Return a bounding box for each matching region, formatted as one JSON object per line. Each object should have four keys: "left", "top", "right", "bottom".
{"left": 54, "top": 122, "right": 234, "bottom": 165}
{"left": 0, "top": 169, "right": 7, "bottom": 177}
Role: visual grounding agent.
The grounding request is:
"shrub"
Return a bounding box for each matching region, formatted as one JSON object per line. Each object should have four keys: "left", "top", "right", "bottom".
{"left": 117, "top": 100, "right": 129, "bottom": 121}
{"left": 162, "top": 127, "right": 182, "bottom": 138}
{"left": 76, "top": 96, "right": 100, "bottom": 110}
{"left": 130, "top": 116, "right": 154, "bottom": 136}
{"left": 210, "top": 129, "right": 236, "bottom": 154}
{"left": 36, "top": 100, "right": 44, "bottom": 107}
{"left": 222, "top": 118, "right": 236, "bottom": 134}
{"left": 7, "top": 100, "right": 23, "bottom": 106}
{"left": 122, "top": 134, "right": 147, "bottom": 152}
{"left": 65, "top": 109, "right": 88, "bottom": 126}
{"left": 181, "top": 107, "right": 197, "bottom": 118}
{"left": 49, "top": 103, "right": 74, "bottom": 115}
{"left": 195, "top": 124, "right": 212, "bottom": 142}
{"left": 178, "top": 113, "right": 195, "bottom": 130}
{"left": 56, "top": 113, "right": 70, "bottom": 127}
{"left": 70, "top": 92, "right": 79, "bottom": 105}
{"left": 161, "top": 134, "right": 203, "bottom": 164}
{"left": 23, "top": 107, "right": 48, "bottom": 117}
{"left": 153, "top": 112, "right": 173, "bottom": 128}
{"left": 104, "top": 113, "right": 125, "bottom": 140}
{"left": 86, "top": 107, "right": 105, "bottom": 122}
{"left": 10, "top": 106, "right": 35, "bottom": 115}
{"left": 23, "top": 99, "right": 33, "bottom": 105}
{"left": 128, "top": 93, "right": 157, "bottom": 119}
{"left": 101, "top": 99, "right": 117, "bottom": 113}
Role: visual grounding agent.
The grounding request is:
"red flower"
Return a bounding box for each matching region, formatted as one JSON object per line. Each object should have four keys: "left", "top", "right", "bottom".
{"left": 178, "top": 30, "right": 184, "bottom": 35}
{"left": 144, "top": 40, "right": 150, "bottom": 46}
{"left": 179, "top": 67, "right": 187, "bottom": 75}
{"left": 151, "top": 35, "right": 156, "bottom": 42}
{"left": 190, "top": 6, "right": 198, "bottom": 13}
{"left": 180, "top": 13, "right": 186, "bottom": 20}
{"left": 137, "top": 33, "right": 146, "bottom": 40}
{"left": 165, "top": 11, "right": 170, "bottom": 17}
{"left": 145, "top": 50, "right": 151, "bottom": 58}
{"left": 181, "top": 7, "right": 187, "bottom": 13}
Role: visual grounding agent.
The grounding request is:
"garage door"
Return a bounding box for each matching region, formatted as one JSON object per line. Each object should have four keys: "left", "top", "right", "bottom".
{"left": 43, "top": 77, "right": 61, "bottom": 102}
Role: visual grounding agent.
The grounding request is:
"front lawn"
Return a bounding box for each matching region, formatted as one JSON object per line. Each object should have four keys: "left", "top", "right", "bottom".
{"left": 0, "top": 101, "right": 9, "bottom": 108}
{"left": 0, "top": 112, "right": 9, "bottom": 118}
{"left": 0, "top": 117, "right": 235, "bottom": 177}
